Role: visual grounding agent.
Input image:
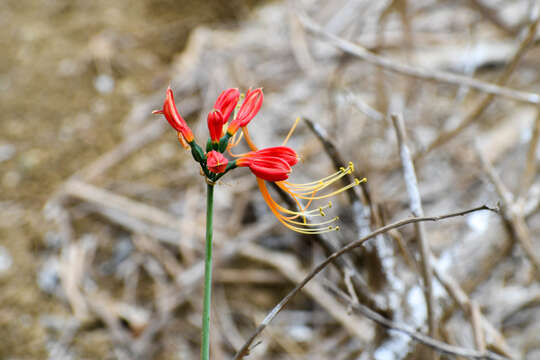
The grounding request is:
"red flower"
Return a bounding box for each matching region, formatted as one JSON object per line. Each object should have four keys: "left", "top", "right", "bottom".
{"left": 214, "top": 88, "right": 240, "bottom": 123}
{"left": 237, "top": 146, "right": 297, "bottom": 182}
{"left": 246, "top": 146, "right": 298, "bottom": 166}
{"left": 153, "top": 87, "right": 194, "bottom": 143}
{"left": 227, "top": 88, "right": 263, "bottom": 135}
{"left": 207, "top": 150, "right": 228, "bottom": 174}
{"left": 207, "top": 110, "right": 224, "bottom": 143}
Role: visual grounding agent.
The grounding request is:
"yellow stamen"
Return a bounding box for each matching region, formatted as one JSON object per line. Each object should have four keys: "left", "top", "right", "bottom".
{"left": 282, "top": 117, "right": 300, "bottom": 146}
{"left": 286, "top": 216, "right": 339, "bottom": 226}
{"left": 254, "top": 163, "right": 365, "bottom": 233}
{"left": 242, "top": 126, "right": 258, "bottom": 151}
{"left": 287, "top": 178, "right": 366, "bottom": 200}
{"left": 257, "top": 179, "right": 342, "bottom": 234}
{"left": 284, "top": 162, "right": 354, "bottom": 188}
{"left": 283, "top": 166, "right": 355, "bottom": 196}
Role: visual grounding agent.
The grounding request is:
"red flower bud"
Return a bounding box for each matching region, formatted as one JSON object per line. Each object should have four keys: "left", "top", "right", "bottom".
{"left": 207, "top": 150, "right": 228, "bottom": 174}
{"left": 227, "top": 88, "right": 263, "bottom": 135}
{"left": 153, "top": 87, "right": 194, "bottom": 143}
{"left": 237, "top": 146, "right": 297, "bottom": 182}
{"left": 207, "top": 110, "right": 224, "bottom": 143}
{"left": 214, "top": 88, "right": 240, "bottom": 124}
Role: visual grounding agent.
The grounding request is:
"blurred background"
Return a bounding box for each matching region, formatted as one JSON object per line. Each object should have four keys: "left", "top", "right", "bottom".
{"left": 1, "top": 0, "right": 540, "bottom": 359}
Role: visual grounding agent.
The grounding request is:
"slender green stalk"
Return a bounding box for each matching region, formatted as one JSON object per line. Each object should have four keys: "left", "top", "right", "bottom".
{"left": 201, "top": 183, "right": 214, "bottom": 360}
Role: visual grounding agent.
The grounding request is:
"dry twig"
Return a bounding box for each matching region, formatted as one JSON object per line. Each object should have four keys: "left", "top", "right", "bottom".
{"left": 391, "top": 113, "right": 437, "bottom": 354}
{"left": 327, "top": 284, "right": 509, "bottom": 360}
{"left": 417, "top": 11, "right": 540, "bottom": 160}
{"left": 297, "top": 12, "right": 540, "bottom": 104}
{"left": 433, "top": 263, "right": 515, "bottom": 357}
{"left": 233, "top": 205, "right": 497, "bottom": 359}
{"left": 475, "top": 145, "right": 540, "bottom": 279}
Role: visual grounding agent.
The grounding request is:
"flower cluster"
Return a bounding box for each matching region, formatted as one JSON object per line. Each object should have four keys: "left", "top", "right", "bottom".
{"left": 154, "top": 87, "right": 364, "bottom": 234}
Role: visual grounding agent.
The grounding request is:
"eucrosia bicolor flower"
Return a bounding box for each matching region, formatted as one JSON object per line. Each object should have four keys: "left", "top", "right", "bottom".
{"left": 236, "top": 146, "right": 298, "bottom": 182}
{"left": 226, "top": 88, "right": 263, "bottom": 136}
{"left": 154, "top": 86, "right": 364, "bottom": 234}
{"left": 213, "top": 88, "right": 240, "bottom": 123}
{"left": 152, "top": 87, "right": 194, "bottom": 147}
{"left": 206, "top": 150, "right": 228, "bottom": 174}
{"left": 207, "top": 110, "right": 224, "bottom": 144}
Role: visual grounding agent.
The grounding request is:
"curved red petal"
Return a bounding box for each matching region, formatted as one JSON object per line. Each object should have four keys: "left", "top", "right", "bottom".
{"left": 254, "top": 146, "right": 298, "bottom": 166}
{"left": 214, "top": 88, "right": 240, "bottom": 123}
{"left": 248, "top": 157, "right": 291, "bottom": 182}
{"left": 155, "top": 88, "right": 194, "bottom": 142}
{"left": 227, "top": 89, "right": 264, "bottom": 134}
{"left": 237, "top": 88, "right": 263, "bottom": 127}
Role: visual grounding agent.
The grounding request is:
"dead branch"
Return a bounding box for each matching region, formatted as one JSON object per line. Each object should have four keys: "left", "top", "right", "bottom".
{"left": 233, "top": 204, "right": 497, "bottom": 359}
{"left": 416, "top": 11, "right": 540, "bottom": 160}
{"left": 297, "top": 11, "right": 540, "bottom": 104}
{"left": 327, "top": 283, "right": 509, "bottom": 360}
{"left": 391, "top": 113, "right": 437, "bottom": 352}
{"left": 475, "top": 145, "right": 540, "bottom": 279}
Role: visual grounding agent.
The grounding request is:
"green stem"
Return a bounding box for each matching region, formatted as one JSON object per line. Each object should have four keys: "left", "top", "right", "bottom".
{"left": 201, "top": 183, "right": 214, "bottom": 360}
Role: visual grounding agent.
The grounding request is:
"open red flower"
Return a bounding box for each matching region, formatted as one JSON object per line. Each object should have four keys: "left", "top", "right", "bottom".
{"left": 244, "top": 146, "right": 298, "bottom": 166}
{"left": 207, "top": 150, "right": 228, "bottom": 174}
{"left": 207, "top": 110, "right": 224, "bottom": 143}
{"left": 227, "top": 88, "right": 263, "bottom": 135}
{"left": 214, "top": 88, "right": 240, "bottom": 124}
{"left": 153, "top": 87, "right": 194, "bottom": 144}
{"left": 237, "top": 146, "right": 297, "bottom": 182}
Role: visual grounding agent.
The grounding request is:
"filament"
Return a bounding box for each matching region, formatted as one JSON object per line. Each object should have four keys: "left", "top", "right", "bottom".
{"left": 282, "top": 117, "right": 300, "bottom": 146}
{"left": 257, "top": 178, "right": 341, "bottom": 234}
{"left": 241, "top": 126, "right": 258, "bottom": 152}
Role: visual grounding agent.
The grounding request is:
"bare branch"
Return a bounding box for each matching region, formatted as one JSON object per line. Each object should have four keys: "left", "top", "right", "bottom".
{"left": 475, "top": 145, "right": 540, "bottom": 278}
{"left": 417, "top": 12, "right": 540, "bottom": 159}
{"left": 520, "top": 107, "right": 540, "bottom": 198}
{"left": 468, "top": 0, "right": 518, "bottom": 36}
{"left": 391, "top": 113, "right": 437, "bottom": 353}
{"left": 233, "top": 205, "right": 497, "bottom": 360}
{"left": 327, "top": 283, "right": 509, "bottom": 360}
{"left": 469, "top": 301, "right": 487, "bottom": 353}
{"left": 297, "top": 12, "right": 540, "bottom": 104}
{"left": 433, "top": 263, "right": 515, "bottom": 357}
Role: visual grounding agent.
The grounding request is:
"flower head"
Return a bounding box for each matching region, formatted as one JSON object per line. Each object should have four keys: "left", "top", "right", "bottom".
{"left": 214, "top": 88, "right": 240, "bottom": 123}
{"left": 227, "top": 88, "right": 263, "bottom": 136}
{"left": 153, "top": 87, "right": 194, "bottom": 145}
{"left": 207, "top": 150, "right": 228, "bottom": 174}
{"left": 207, "top": 110, "right": 224, "bottom": 143}
{"left": 153, "top": 85, "right": 364, "bottom": 234}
